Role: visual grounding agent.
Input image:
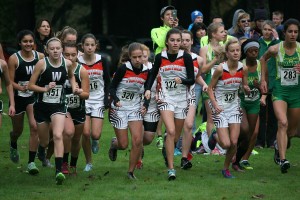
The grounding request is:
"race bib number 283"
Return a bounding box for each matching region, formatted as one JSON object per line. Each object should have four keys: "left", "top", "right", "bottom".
{"left": 281, "top": 68, "right": 298, "bottom": 86}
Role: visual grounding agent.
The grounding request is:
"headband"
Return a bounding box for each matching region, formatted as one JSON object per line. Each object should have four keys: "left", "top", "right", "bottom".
{"left": 243, "top": 41, "right": 259, "bottom": 53}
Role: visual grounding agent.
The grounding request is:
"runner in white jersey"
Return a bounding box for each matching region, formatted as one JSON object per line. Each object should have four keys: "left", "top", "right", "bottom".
{"left": 180, "top": 30, "right": 207, "bottom": 170}
{"left": 0, "top": 59, "right": 15, "bottom": 128}
{"left": 207, "top": 38, "right": 250, "bottom": 178}
{"left": 108, "top": 42, "right": 149, "bottom": 179}
{"left": 78, "top": 33, "right": 110, "bottom": 172}
{"left": 145, "top": 28, "right": 195, "bottom": 181}
{"left": 135, "top": 44, "right": 160, "bottom": 169}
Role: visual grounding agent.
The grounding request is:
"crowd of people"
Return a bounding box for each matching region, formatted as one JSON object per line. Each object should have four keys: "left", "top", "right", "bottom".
{"left": 0, "top": 5, "right": 300, "bottom": 184}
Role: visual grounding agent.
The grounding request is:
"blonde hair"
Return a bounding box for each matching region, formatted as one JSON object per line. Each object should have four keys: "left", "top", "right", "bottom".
{"left": 56, "top": 26, "right": 77, "bottom": 42}
{"left": 207, "top": 22, "right": 224, "bottom": 42}
{"left": 141, "top": 44, "right": 150, "bottom": 57}
{"left": 46, "top": 37, "right": 62, "bottom": 48}
{"left": 225, "top": 37, "right": 240, "bottom": 52}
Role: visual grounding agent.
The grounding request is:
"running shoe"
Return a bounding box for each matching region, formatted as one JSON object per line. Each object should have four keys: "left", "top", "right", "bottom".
{"left": 91, "top": 139, "right": 99, "bottom": 154}
{"left": 280, "top": 159, "right": 290, "bottom": 174}
{"left": 168, "top": 169, "right": 176, "bottom": 181}
{"left": 174, "top": 148, "right": 182, "bottom": 156}
{"left": 69, "top": 166, "right": 77, "bottom": 176}
{"left": 37, "top": 146, "right": 45, "bottom": 162}
{"left": 10, "top": 147, "right": 20, "bottom": 163}
{"left": 62, "top": 162, "right": 69, "bottom": 174}
{"left": 274, "top": 140, "right": 280, "bottom": 165}
{"left": 127, "top": 172, "right": 137, "bottom": 180}
{"left": 83, "top": 163, "right": 93, "bottom": 172}
{"left": 136, "top": 160, "right": 143, "bottom": 169}
{"left": 42, "top": 159, "right": 54, "bottom": 168}
{"left": 27, "top": 162, "right": 39, "bottom": 175}
{"left": 208, "top": 130, "right": 217, "bottom": 150}
{"left": 221, "top": 169, "right": 235, "bottom": 178}
{"left": 239, "top": 160, "right": 253, "bottom": 170}
{"left": 108, "top": 137, "right": 117, "bottom": 161}
{"left": 181, "top": 157, "right": 192, "bottom": 170}
{"left": 156, "top": 137, "right": 163, "bottom": 150}
{"left": 232, "top": 163, "right": 245, "bottom": 172}
{"left": 56, "top": 172, "right": 66, "bottom": 185}
{"left": 251, "top": 149, "right": 259, "bottom": 155}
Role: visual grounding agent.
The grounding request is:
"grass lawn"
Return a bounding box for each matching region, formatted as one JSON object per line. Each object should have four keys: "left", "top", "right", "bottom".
{"left": 1, "top": 85, "right": 300, "bottom": 200}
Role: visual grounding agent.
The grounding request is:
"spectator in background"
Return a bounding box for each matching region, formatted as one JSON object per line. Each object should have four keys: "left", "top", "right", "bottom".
{"left": 251, "top": 9, "right": 268, "bottom": 40}
{"left": 188, "top": 10, "right": 204, "bottom": 31}
{"left": 272, "top": 10, "right": 285, "bottom": 40}
{"left": 228, "top": 9, "right": 246, "bottom": 35}
{"left": 201, "top": 17, "right": 235, "bottom": 47}
{"left": 256, "top": 20, "right": 280, "bottom": 149}
{"left": 151, "top": 5, "right": 178, "bottom": 55}
{"left": 230, "top": 13, "right": 252, "bottom": 39}
{"left": 190, "top": 22, "right": 206, "bottom": 133}
{"left": 190, "top": 22, "right": 207, "bottom": 54}
{"left": 151, "top": 5, "right": 178, "bottom": 149}
{"left": 34, "top": 19, "right": 54, "bottom": 55}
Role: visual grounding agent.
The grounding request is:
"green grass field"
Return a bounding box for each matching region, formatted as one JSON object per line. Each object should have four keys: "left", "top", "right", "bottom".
{"left": 1, "top": 85, "right": 300, "bottom": 200}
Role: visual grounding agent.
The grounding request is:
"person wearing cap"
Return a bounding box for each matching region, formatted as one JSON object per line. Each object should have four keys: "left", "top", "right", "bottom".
{"left": 151, "top": 5, "right": 178, "bottom": 55}
{"left": 230, "top": 12, "right": 252, "bottom": 40}
{"left": 228, "top": 9, "right": 246, "bottom": 35}
{"left": 232, "top": 39, "right": 262, "bottom": 172}
{"left": 252, "top": 9, "right": 268, "bottom": 40}
{"left": 188, "top": 10, "right": 204, "bottom": 31}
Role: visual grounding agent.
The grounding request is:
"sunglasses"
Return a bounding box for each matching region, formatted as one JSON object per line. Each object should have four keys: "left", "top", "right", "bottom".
{"left": 241, "top": 19, "right": 251, "bottom": 23}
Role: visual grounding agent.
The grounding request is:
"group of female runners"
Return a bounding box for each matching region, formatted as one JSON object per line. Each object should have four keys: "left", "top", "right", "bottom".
{"left": 0, "top": 17, "right": 300, "bottom": 183}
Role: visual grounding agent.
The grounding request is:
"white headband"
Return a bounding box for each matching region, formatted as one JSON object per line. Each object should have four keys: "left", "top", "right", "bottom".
{"left": 243, "top": 41, "right": 259, "bottom": 53}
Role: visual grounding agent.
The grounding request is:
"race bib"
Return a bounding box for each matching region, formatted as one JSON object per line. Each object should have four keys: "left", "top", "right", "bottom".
{"left": 244, "top": 88, "right": 259, "bottom": 101}
{"left": 89, "top": 80, "right": 100, "bottom": 93}
{"left": 17, "top": 81, "right": 33, "bottom": 97}
{"left": 42, "top": 85, "right": 63, "bottom": 103}
{"left": 121, "top": 91, "right": 135, "bottom": 101}
{"left": 222, "top": 91, "right": 236, "bottom": 104}
{"left": 280, "top": 68, "right": 298, "bottom": 86}
{"left": 164, "top": 79, "right": 179, "bottom": 95}
{"left": 66, "top": 94, "right": 80, "bottom": 108}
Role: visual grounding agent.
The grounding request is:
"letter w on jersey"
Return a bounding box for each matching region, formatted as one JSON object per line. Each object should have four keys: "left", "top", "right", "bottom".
{"left": 52, "top": 72, "right": 62, "bottom": 81}
{"left": 26, "top": 65, "right": 34, "bottom": 75}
